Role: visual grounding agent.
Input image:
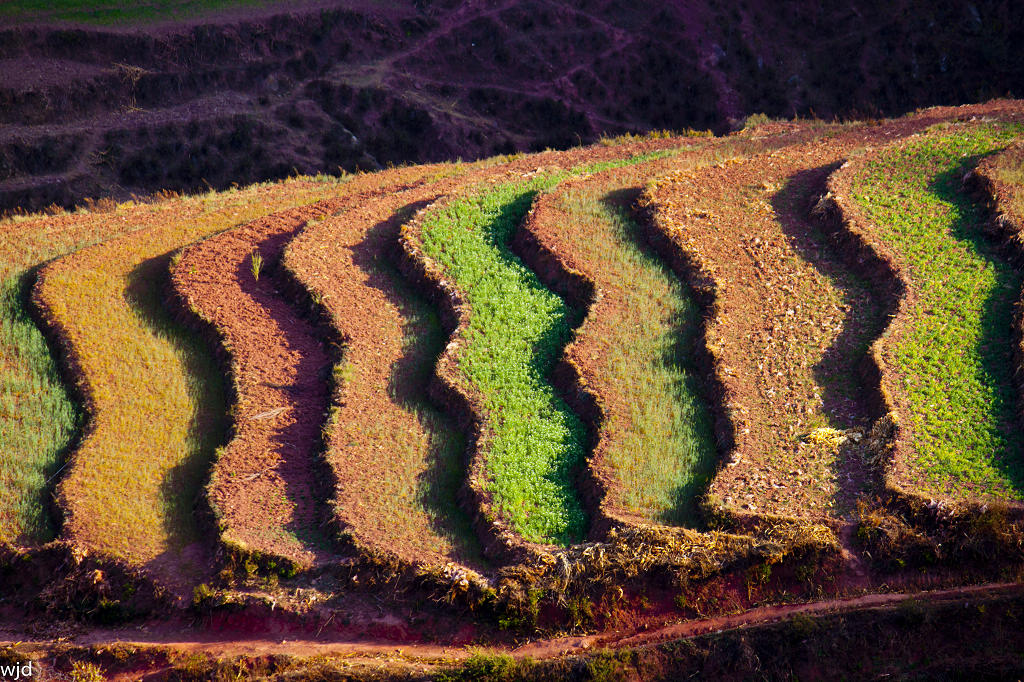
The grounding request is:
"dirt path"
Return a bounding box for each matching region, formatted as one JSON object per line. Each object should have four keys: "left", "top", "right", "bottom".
{"left": 4, "top": 582, "right": 1018, "bottom": 668}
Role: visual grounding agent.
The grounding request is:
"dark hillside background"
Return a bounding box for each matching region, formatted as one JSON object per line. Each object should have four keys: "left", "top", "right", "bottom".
{"left": 0, "top": 0, "right": 1021, "bottom": 212}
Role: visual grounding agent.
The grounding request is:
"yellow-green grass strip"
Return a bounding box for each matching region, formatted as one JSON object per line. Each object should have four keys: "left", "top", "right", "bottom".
{"left": 416, "top": 150, "right": 677, "bottom": 545}
{"left": 850, "top": 124, "right": 1024, "bottom": 499}
{"left": 0, "top": 209, "right": 153, "bottom": 545}
{"left": 549, "top": 187, "right": 716, "bottom": 525}
{"left": 29, "top": 177, "right": 347, "bottom": 565}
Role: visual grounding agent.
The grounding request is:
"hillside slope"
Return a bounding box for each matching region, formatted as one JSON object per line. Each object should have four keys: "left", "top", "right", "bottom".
{"left": 1, "top": 0, "right": 1022, "bottom": 212}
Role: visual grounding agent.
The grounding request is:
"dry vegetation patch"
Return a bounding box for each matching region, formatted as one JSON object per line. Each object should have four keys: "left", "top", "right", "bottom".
{"left": 0, "top": 209, "right": 139, "bottom": 547}
{"left": 28, "top": 179, "right": 352, "bottom": 581}
{"left": 0, "top": 180, "right": 339, "bottom": 551}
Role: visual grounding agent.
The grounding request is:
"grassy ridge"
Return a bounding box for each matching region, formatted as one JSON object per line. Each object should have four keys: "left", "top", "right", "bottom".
{"left": 551, "top": 189, "right": 716, "bottom": 525}
{"left": 850, "top": 125, "right": 1024, "bottom": 498}
{"left": 0, "top": 206, "right": 195, "bottom": 544}
{"left": 421, "top": 177, "right": 584, "bottom": 544}
{"left": 417, "top": 151, "right": 675, "bottom": 545}
{"left": 0, "top": 225, "right": 115, "bottom": 545}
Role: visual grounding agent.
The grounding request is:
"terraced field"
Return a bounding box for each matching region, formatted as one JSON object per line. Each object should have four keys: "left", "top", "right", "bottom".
{"left": 3, "top": 101, "right": 1024, "bottom": 679}
{"left": 832, "top": 124, "right": 1024, "bottom": 502}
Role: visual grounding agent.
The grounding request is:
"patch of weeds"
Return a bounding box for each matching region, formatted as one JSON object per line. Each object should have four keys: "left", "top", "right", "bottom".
{"left": 69, "top": 661, "right": 104, "bottom": 682}
{"left": 436, "top": 650, "right": 530, "bottom": 682}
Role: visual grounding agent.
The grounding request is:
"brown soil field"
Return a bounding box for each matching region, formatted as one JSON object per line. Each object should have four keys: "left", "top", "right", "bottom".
{"left": 169, "top": 166, "right": 436, "bottom": 571}
{"left": 641, "top": 102, "right": 1024, "bottom": 528}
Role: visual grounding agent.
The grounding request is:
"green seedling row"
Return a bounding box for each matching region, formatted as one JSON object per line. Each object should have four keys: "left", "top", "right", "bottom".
{"left": 417, "top": 150, "right": 675, "bottom": 545}
{"left": 850, "top": 124, "right": 1024, "bottom": 498}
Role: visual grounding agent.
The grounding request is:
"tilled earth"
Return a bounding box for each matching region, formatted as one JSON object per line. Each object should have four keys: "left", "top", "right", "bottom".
{"left": 169, "top": 167, "right": 440, "bottom": 568}
{"left": 643, "top": 104, "right": 1024, "bottom": 520}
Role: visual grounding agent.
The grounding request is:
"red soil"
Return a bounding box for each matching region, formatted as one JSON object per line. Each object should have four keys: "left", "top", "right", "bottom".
{"left": 170, "top": 167, "right": 434, "bottom": 569}
{"left": 643, "top": 102, "right": 1024, "bottom": 525}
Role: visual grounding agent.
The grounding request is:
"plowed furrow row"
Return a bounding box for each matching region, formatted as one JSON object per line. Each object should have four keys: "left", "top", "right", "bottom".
{"left": 170, "top": 168, "right": 435, "bottom": 570}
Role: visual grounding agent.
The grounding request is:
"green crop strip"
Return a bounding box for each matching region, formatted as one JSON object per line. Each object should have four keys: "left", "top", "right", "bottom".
{"left": 850, "top": 124, "right": 1024, "bottom": 499}
{"left": 552, "top": 191, "right": 716, "bottom": 525}
{"left": 417, "top": 150, "right": 677, "bottom": 545}
{"left": 0, "top": 274, "right": 78, "bottom": 544}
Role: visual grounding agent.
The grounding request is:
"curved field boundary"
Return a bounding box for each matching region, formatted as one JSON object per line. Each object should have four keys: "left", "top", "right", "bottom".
{"left": 0, "top": 209, "right": 146, "bottom": 547}
{"left": 815, "top": 125, "right": 1024, "bottom": 557}
{"left": 968, "top": 142, "right": 1024, "bottom": 439}
{"left": 169, "top": 166, "right": 444, "bottom": 573}
{"left": 27, "top": 178, "right": 358, "bottom": 586}
{"left": 827, "top": 124, "right": 1024, "bottom": 503}
{"left": 283, "top": 137, "right": 698, "bottom": 575}
{"left": 516, "top": 138, "right": 800, "bottom": 533}
{"left": 395, "top": 142, "right": 831, "bottom": 561}
{"left": 406, "top": 174, "right": 592, "bottom": 553}
{"left": 3, "top": 180, "right": 341, "bottom": 548}
{"left": 635, "top": 109, "right": 1010, "bottom": 531}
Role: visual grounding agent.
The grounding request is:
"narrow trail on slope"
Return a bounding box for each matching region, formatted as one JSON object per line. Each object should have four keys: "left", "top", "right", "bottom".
{"left": 6, "top": 582, "right": 1019, "bottom": 665}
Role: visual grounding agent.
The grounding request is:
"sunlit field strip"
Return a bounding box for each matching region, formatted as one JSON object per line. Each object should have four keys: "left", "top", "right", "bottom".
{"left": 537, "top": 173, "right": 720, "bottom": 525}
{"left": 414, "top": 151, "right": 676, "bottom": 545}
{"left": 26, "top": 176, "right": 348, "bottom": 565}
{"left": 0, "top": 207, "right": 149, "bottom": 545}
{"left": 849, "top": 124, "right": 1024, "bottom": 499}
